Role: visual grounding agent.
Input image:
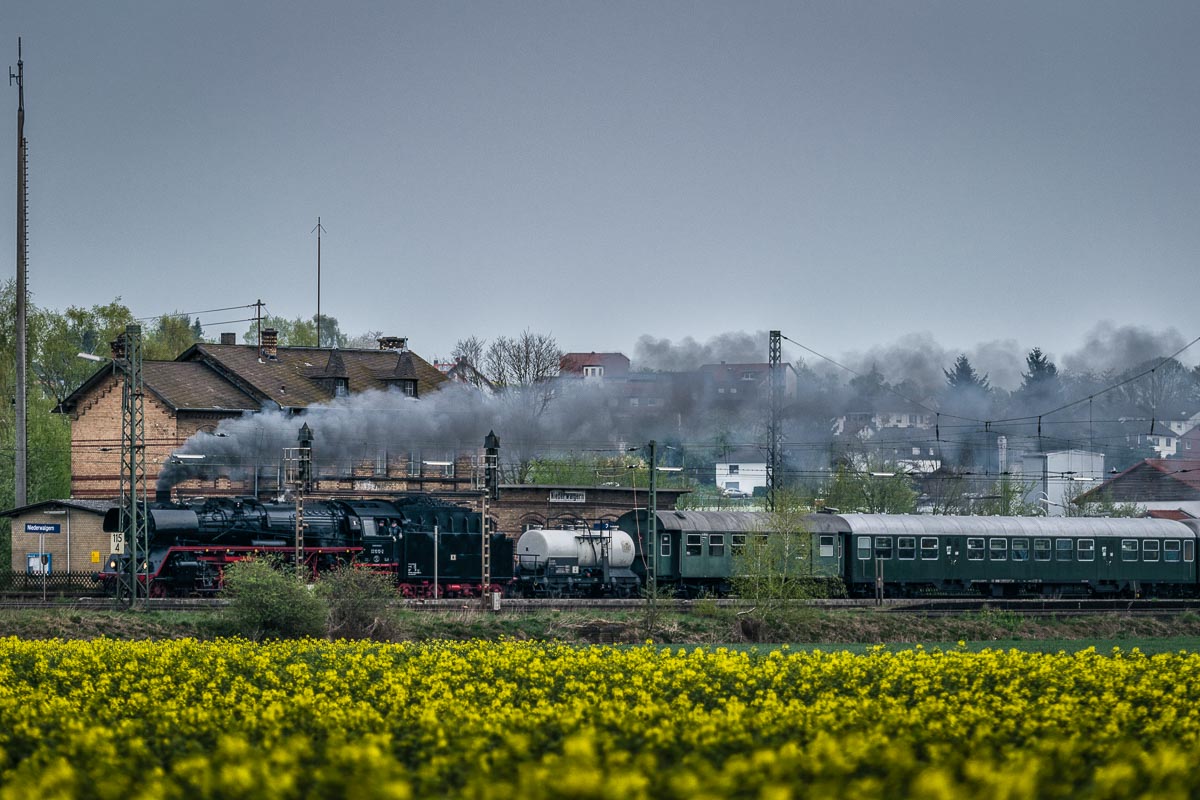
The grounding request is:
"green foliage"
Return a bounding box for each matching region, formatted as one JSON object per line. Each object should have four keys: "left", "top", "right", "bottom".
{"left": 316, "top": 566, "right": 397, "bottom": 641}
{"left": 822, "top": 463, "right": 917, "bottom": 513}
{"left": 731, "top": 492, "right": 826, "bottom": 607}
{"left": 221, "top": 558, "right": 327, "bottom": 641}
{"left": 973, "top": 475, "right": 1043, "bottom": 516}
{"left": 142, "top": 312, "right": 204, "bottom": 360}
{"left": 242, "top": 314, "right": 346, "bottom": 348}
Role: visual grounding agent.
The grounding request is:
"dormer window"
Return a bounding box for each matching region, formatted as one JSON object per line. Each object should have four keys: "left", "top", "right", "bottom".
{"left": 584, "top": 366, "right": 604, "bottom": 378}
{"left": 399, "top": 379, "right": 417, "bottom": 398}
{"left": 333, "top": 378, "right": 349, "bottom": 397}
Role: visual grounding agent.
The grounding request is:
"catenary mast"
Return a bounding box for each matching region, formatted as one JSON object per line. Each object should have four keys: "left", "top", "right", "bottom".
{"left": 11, "top": 39, "right": 27, "bottom": 507}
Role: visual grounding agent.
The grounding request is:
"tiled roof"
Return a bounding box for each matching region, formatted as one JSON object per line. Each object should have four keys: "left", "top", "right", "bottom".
{"left": 182, "top": 343, "right": 448, "bottom": 408}
{"left": 560, "top": 352, "right": 630, "bottom": 376}
{"left": 0, "top": 498, "right": 117, "bottom": 518}
{"left": 142, "top": 362, "right": 261, "bottom": 411}
{"left": 1079, "top": 459, "right": 1200, "bottom": 502}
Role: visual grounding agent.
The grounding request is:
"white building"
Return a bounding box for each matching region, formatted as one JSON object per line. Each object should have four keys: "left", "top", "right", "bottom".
{"left": 1021, "top": 449, "right": 1105, "bottom": 517}
{"left": 715, "top": 448, "right": 768, "bottom": 497}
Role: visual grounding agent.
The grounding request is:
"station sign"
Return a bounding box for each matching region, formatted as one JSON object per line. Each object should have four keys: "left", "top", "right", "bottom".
{"left": 24, "top": 523, "right": 60, "bottom": 534}
{"left": 549, "top": 490, "right": 586, "bottom": 504}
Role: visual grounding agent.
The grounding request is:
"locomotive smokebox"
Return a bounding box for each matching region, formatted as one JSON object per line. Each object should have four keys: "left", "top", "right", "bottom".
{"left": 156, "top": 488, "right": 171, "bottom": 504}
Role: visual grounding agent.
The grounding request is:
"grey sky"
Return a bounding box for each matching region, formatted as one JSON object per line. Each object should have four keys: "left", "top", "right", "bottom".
{"left": 2, "top": 2, "right": 1198, "bottom": 377}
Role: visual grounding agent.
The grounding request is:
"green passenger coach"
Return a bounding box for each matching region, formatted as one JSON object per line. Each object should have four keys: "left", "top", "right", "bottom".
{"left": 829, "top": 514, "right": 1198, "bottom": 597}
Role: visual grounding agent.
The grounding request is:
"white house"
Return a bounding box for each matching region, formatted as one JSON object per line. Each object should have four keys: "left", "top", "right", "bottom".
{"left": 715, "top": 448, "right": 768, "bottom": 497}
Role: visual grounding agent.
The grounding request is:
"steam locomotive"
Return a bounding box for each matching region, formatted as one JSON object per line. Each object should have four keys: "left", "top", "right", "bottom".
{"left": 99, "top": 495, "right": 514, "bottom": 598}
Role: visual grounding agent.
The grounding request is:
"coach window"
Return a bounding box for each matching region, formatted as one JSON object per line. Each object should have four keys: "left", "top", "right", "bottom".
{"left": 920, "top": 537, "right": 938, "bottom": 560}
{"left": 709, "top": 534, "right": 725, "bottom": 558}
{"left": 686, "top": 534, "right": 703, "bottom": 557}
{"left": 1121, "top": 539, "right": 1139, "bottom": 562}
{"left": 732, "top": 534, "right": 746, "bottom": 556}
{"left": 1056, "top": 539, "right": 1074, "bottom": 561}
{"left": 1143, "top": 540, "right": 1160, "bottom": 562}
{"left": 1034, "top": 539, "right": 1052, "bottom": 561}
{"left": 819, "top": 535, "right": 835, "bottom": 558}
{"left": 660, "top": 535, "right": 672, "bottom": 559}
{"left": 1164, "top": 540, "right": 1181, "bottom": 563}
{"left": 1186, "top": 540, "right": 1195, "bottom": 562}
{"left": 898, "top": 537, "right": 916, "bottom": 560}
{"left": 989, "top": 538, "right": 1007, "bottom": 561}
{"left": 874, "top": 537, "right": 893, "bottom": 559}
{"left": 1078, "top": 539, "right": 1095, "bottom": 562}
{"left": 857, "top": 536, "right": 872, "bottom": 560}
{"left": 1012, "top": 538, "right": 1030, "bottom": 562}
{"left": 967, "top": 538, "right": 985, "bottom": 561}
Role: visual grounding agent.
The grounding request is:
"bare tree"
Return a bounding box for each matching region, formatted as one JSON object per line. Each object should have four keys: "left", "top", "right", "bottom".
{"left": 483, "top": 330, "right": 562, "bottom": 388}
{"left": 451, "top": 335, "right": 487, "bottom": 367}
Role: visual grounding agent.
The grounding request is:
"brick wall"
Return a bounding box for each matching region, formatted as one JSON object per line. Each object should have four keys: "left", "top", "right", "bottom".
{"left": 10, "top": 508, "right": 109, "bottom": 572}
{"left": 68, "top": 374, "right": 184, "bottom": 499}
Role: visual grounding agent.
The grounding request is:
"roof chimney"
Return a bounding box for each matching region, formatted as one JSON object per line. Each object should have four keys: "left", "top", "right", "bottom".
{"left": 220, "top": 332, "right": 237, "bottom": 346}
{"left": 378, "top": 336, "right": 408, "bottom": 352}
{"left": 261, "top": 328, "right": 279, "bottom": 361}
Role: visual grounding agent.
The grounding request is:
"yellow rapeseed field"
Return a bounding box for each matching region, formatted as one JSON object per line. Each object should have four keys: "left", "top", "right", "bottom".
{"left": 0, "top": 638, "right": 1196, "bottom": 799}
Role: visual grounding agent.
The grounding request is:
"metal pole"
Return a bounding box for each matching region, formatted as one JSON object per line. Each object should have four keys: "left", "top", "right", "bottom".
{"left": 433, "top": 524, "right": 439, "bottom": 599}
{"left": 647, "top": 440, "right": 657, "bottom": 601}
{"left": 39, "top": 530, "right": 45, "bottom": 601}
{"left": 12, "top": 39, "right": 27, "bottom": 508}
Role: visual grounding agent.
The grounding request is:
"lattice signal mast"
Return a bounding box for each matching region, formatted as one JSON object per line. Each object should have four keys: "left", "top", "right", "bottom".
{"left": 115, "top": 326, "right": 148, "bottom": 605}
{"left": 767, "top": 330, "right": 783, "bottom": 512}
{"left": 284, "top": 423, "right": 314, "bottom": 579}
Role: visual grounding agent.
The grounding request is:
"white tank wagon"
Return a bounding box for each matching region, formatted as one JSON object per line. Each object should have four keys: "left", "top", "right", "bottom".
{"left": 512, "top": 528, "right": 639, "bottom": 597}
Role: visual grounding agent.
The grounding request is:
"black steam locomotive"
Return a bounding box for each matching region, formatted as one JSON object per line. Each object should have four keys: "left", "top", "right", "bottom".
{"left": 99, "top": 495, "right": 514, "bottom": 598}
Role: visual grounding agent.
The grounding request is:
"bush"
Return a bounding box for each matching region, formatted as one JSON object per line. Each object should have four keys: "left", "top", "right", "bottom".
{"left": 316, "top": 566, "right": 398, "bottom": 641}
{"left": 221, "top": 558, "right": 327, "bottom": 641}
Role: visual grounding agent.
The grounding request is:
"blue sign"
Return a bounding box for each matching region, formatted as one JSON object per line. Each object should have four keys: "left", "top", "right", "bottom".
{"left": 25, "top": 523, "right": 60, "bottom": 534}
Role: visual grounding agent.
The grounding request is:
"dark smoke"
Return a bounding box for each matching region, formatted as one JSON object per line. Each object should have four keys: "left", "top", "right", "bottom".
{"left": 633, "top": 332, "right": 767, "bottom": 372}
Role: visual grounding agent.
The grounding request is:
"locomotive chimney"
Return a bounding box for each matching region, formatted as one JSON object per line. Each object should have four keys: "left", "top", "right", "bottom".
{"left": 261, "top": 328, "right": 279, "bottom": 361}
{"left": 155, "top": 488, "right": 171, "bottom": 504}
{"left": 220, "top": 332, "right": 237, "bottom": 345}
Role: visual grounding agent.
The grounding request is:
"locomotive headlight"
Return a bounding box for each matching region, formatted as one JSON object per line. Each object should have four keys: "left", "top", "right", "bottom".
{"left": 108, "top": 559, "right": 117, "bottom": 570}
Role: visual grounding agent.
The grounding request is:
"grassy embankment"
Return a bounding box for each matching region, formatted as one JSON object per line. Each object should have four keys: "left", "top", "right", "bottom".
{"left": 3, "top": 605, "right": 1200, "bottom": 652}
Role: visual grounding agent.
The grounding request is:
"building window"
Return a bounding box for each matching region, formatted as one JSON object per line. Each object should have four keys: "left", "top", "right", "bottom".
{"left": 399, "top": 380, "right": 417, "bottom": 397}
{"left": 728, "top": 465, "right": 739, "bottom": 475}
{"left": 583, "top": 366, "right": 603, "bottom": 377}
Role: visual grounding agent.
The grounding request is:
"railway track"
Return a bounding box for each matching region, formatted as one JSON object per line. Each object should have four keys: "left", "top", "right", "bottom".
{"left": 0, "top": 596, "right": 1197, "bottom": 614}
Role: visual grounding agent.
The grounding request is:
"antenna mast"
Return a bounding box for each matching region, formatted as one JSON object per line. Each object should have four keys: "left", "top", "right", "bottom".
{"left": 11, "top": 39, "right": 27, "bottom": 507}
{"left": 312, "top": 217, "right": 324, "bottom": 347}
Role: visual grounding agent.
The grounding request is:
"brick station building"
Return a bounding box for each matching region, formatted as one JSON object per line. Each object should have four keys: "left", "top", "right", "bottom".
{"left": 57, "top": 332, "right": 451, "bottom": 500}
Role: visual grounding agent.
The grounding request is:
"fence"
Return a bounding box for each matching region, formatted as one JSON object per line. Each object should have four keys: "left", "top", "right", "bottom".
{"left": 0, "top": 571, "right": 106, "bottom": 597}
